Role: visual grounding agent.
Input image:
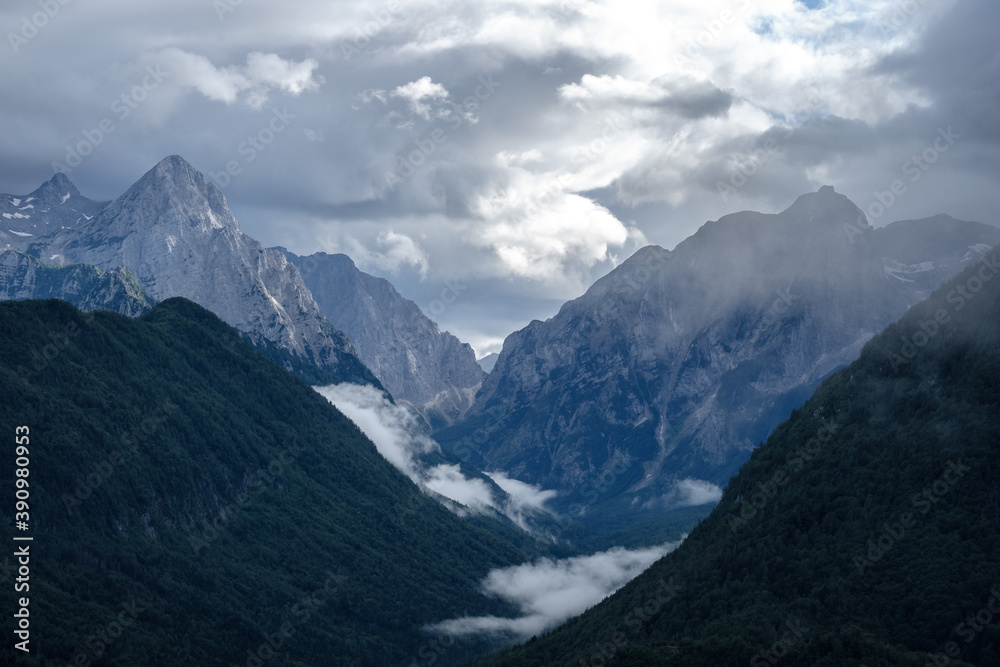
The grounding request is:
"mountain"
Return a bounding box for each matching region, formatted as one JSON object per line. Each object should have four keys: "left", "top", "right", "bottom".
{"left": 0, "top": 172, "right": 107, "bottom": 245}
{"left": 0, "top": 297, "right": 527, "bottom": 666}
{"left": 436, "top": 187, "right": 1000, "bottom": 519}
{"left": 481, "top": 244, "right": 1000, "bottom": 666}
{"left": 283, "top": 250, "right": 484, "bottom": 427}
{"left": 478, "top": 352, "right": 499, "bottom": 373}
{"left": 0, "top": 249, "right": 152, "bottom": 316}
{"left": 3, "top": 157, "right": 379, "bottom": 386}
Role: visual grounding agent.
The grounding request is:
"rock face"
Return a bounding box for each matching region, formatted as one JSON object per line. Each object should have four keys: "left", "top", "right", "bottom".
{"left": 1, "top": 172, "right": 107, "bottom": 242}
{"left": 3, "top": 156, "right": 378, "bottom": 386}
{"left": 435, "top": 186, "right": 1000, "bottom": 514}
{"left": 283, "top": 250, "right": 484, "bottom": 426}
{"left": 0, "top": 250, "right": 152, "bottom": 316}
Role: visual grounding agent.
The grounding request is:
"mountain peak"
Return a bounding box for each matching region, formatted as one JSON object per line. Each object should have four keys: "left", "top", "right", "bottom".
{"left": 113, "top": 155, "right": 237, "bottom": 233}
{"left": 140, "top": 154, "right": 209, "bottom": 190}
{"left": 782, "top": 184, "right": 865, "bottom": 227}
{"left": 28, "top": 171, "right": 81, "bottom": 202}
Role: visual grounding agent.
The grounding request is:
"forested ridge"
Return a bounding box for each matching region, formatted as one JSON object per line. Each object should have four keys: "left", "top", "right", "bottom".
{"left": 0, "top": 297, "right": 526, "bottom": 666}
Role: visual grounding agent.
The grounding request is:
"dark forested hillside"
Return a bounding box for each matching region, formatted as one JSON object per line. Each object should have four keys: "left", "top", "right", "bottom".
{"left": 481, "top": 247, "right": 1000, "bottom": 666}
{"left": 0, "top": 298, "right": 525, "bottom": 666}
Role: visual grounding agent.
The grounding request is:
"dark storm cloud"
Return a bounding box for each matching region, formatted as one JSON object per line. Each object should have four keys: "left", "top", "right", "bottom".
{"left": 657, "top": 82, "right": 734, "bottom": 119}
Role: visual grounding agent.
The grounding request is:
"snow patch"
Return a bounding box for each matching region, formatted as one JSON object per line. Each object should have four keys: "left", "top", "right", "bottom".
{"left": 8, "top": 230, "right": 33, "bottom": 237}
{"left": 10, "top": 198, "right": 19, "bottom": 206}
{"left": 2, "top": 212, "right": 29, "bottom": 220}
{"left": 60, "top": 193, "right": 71, "bottom": 204}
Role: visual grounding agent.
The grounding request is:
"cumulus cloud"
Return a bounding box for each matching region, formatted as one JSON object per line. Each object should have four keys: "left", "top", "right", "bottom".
{"left": 426, "top": 539, "right": 684, "bottom": 641}
{"left": 469, "top": 171, "right": 633, "bottom": 291}
{"left": 157, "top": 49, "right": 323, "bottom": 108}
{"left": 392, "top": 76, "right": 451, "bottom": 119}
{"left": 315, "top": 384, "right": 557, "bottom": 525}
{"left": 347, "top": 230, "right": 430, "bottom": 277}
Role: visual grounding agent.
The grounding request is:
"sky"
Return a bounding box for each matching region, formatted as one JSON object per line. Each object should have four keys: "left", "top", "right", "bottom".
{"left": 1, "top": 0, "right": 998, "bottom": 355}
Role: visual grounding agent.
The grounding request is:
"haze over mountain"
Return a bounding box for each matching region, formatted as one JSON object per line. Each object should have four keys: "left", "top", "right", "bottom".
{"left": 437, "top": 187, "right": 1000, "bottom": 521}
{"left": 283, "top": 249, "right": 485, "bottom": 426}
{"left": 482, "top": 243, "right": 1000, "bottom": 666}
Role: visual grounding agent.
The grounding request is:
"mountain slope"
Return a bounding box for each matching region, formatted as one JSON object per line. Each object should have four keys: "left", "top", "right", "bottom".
{"left": 6, "top": 157, "right": 379, "bottom": 386}
{"left": 481, "top": 245, "right": 1000, "bottom": 666}
{"left": 0, "top": 249, "right": 152, "bottom": 316}
{"left": 0, "top": 298, "right": 525, "bottom": 666}
{"left": 283, "top": 250, "right": 484, "bottom": 426}
{"left": 0, "top": 172, "right": 107, "bottom": 243}
{"left": 437, "top": 187, "right": 1000, "bottom": 519}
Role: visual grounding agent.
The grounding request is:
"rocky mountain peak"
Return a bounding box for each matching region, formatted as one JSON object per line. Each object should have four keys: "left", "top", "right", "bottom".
{"left": 112, "top": 155, "right": 236, "bottom": 234}
{"left": 28, "top": 172, "right": 81, "bottom": 202}
{"left": 283, "top": 248, "right": 485, "bottom": 426}
{"left": 783, "top": 184, "right": 867, "bottom": 228}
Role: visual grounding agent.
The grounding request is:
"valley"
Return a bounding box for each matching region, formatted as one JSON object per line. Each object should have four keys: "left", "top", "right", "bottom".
{"left": 1, "top": 155, "right": 997, "bottom": 664}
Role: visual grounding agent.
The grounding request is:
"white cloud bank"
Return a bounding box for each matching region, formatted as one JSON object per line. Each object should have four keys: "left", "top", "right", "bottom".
{"left": 315, "top": 384, "right": 556, "bottom": 527}
{"left": 426, "top": 539, "right": 684, "bottom": 641}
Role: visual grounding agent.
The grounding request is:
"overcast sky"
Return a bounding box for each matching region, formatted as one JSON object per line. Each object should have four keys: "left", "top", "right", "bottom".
{"left": 2, "top": 0, "right": 997, "bottom": 355}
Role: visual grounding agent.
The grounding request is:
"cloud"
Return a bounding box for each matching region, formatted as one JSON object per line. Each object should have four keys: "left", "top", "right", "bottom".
{"left": 349, "top": 230, "right": 431, "bottom": 277}
{"left": 315, "top": 383, "right": 435, "bottom": 482}
{"left": 424, "top": 464, "right": 497, "bottom": 514}
{"left": 426, "top": 539, "right": 684, "bottom": 641}
{"left": 315, "top": 384, "right": 557, "bottom": 525}
{"left": 643, "top": 478, "right": 724, "bottom": 510}
{"left": 487, "top": 471, "right": 557, "bottom": 530}
{"left": 469, "top": 171, "right": 633, "bottom": 291}
{"left": 674, "top": 478, "right": 724, "bottom": 507}
{"left": 157, "top": 49, "right": 323, "bottom": 109}
{"left": 392, "top": 76, "right": 451, "bottom": 119}
{"left": 1, "top": 0, "right": 997, "bottom": 357}
{"left": 559, "top": 75, "right": 733, "bottom": 119}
